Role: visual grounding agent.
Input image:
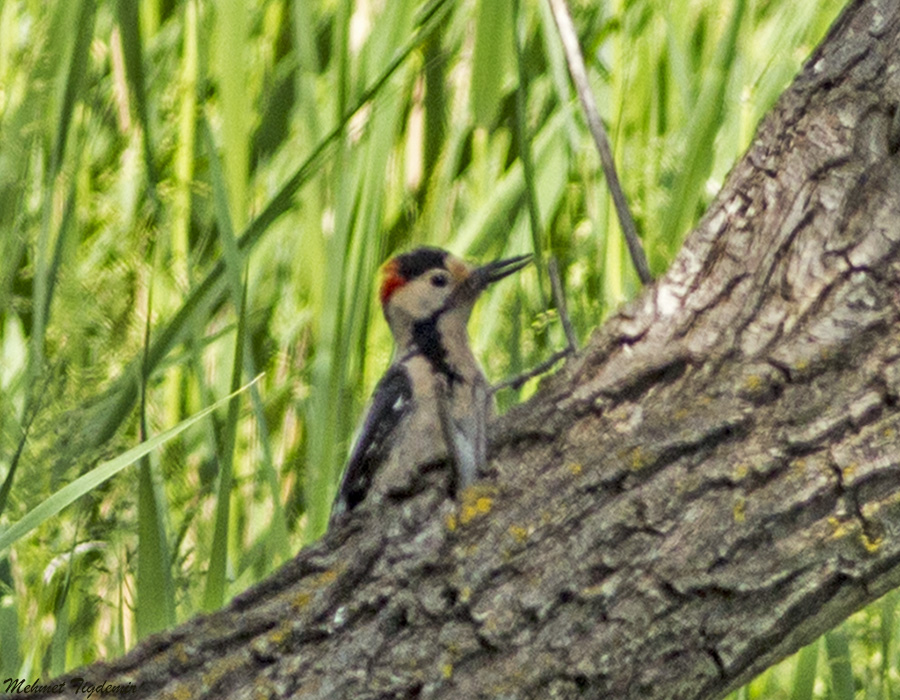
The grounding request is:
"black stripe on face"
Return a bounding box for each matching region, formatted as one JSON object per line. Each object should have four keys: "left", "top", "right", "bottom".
{"left": 395, "top": 247, "right": 448, "bottom": 281}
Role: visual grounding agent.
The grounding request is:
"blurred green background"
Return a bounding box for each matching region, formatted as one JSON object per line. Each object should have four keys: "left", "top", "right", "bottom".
{"left": 4, "top": 0, "right": 890, "bottom": 697}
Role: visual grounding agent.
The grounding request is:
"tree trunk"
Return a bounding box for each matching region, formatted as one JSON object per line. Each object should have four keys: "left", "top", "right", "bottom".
{"left": 20, "top": 0, "right": 900, "bottom": 698}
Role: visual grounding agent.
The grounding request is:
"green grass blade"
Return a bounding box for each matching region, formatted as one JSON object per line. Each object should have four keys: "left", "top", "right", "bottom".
{"left": 136, "top": 264, "right": 176, "bottom": 639}
{"left": 825, "top": 627, "right": 855, "bottom": 700}
{"left": 40, "top": 176, "right": 78, "bottom": 336}
{"left": 49, "top": 593, "right": 69, "bottom": 677}
{"left": 658, "top": 0, "right": 746, "bottom": 256}
{"left": 0, "top": 378, "right": 260, "bottom": 555}
{"left": 0, "top": 402, "right": 39, "bottom": 520}
{"left": 536, "top": 0, "right": 579, "bottom": 152}
{"left": 170, "top": 0, "right": 198, "bottom": 291}
{"left": 214, "top": 0, "right": 249, "bottom": 230}
{"left": 199, "top": 105, "right": 252, "bottom": 593}
{"left": 0, "top": 559, "right": 20, "bottom": 676}
{"left": 471, "top": 0, "right": 513, "bottom": 127}
{"left": 203, "top": 278, "right": 248, "bottom": 612}
{"left": 115, "top": 0, "right": 160, "bottom": 192}
{"left": 422, "top": 27, "right": 446, "bottom": 183}
{"left": 136, "top": 455, "right": 175, "bottom": 639}
{"left": 50, "top": 0, "right": 95, "bottom": 175}
{"left": 202, "top": 117, "right": 246, "bottom": 307}
{"left": 880, "top": 591, "right": 896, "bottom": 699}
{"left": 790, "top": 639, "right": 819, "bottom": 700}
{"left": 28, "top": 0, "right": 95, "bottom": 399}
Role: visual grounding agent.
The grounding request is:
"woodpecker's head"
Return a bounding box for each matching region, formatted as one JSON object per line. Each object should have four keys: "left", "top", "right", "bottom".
{"left": 379, "top": 247, "right": 530, "bottom": 345}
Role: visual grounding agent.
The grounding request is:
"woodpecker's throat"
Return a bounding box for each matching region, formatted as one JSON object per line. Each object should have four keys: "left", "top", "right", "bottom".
{"left": 411, "top": 311, "right": 463, "bottom": 385}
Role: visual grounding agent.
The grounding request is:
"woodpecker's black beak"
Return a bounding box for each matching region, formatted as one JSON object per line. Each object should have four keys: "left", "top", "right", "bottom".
{"left": 468, "top": 254, "right": 532, "bottom": 294}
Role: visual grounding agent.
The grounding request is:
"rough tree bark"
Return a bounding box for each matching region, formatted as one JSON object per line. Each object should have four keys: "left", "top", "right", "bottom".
{"left": 18, "top": 0, "right": 900, "bottom": 698}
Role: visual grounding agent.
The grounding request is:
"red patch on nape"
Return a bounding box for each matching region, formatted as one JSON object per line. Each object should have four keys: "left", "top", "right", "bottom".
{"left": 379, "top": 261, "right": 406, "bottom": 306}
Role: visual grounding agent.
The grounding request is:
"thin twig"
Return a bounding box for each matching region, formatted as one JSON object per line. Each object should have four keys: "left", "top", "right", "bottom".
{"left": 492, "top": 348, "right": 572, "bottom": 394}
{"left": 546, "top": 0, "right": 653, "bottom": 286}
{"left": 548, "top": 256, "right": 578, "bottom": 352}
{"left": 493, "top": 258, "right": 578, "bottom": 394}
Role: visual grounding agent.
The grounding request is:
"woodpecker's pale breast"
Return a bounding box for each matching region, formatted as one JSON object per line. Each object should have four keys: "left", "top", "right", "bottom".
{"left": 369, "top": 354, "right": 449, "bottom": 498}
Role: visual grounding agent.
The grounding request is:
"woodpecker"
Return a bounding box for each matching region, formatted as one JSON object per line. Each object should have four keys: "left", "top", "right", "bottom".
{"left": 330, "top": 246, "right": 531, "bottom": 521}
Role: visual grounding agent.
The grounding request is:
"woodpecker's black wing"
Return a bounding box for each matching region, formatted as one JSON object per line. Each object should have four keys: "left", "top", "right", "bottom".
{"left": 331, "top": 363, "right": 413, "bottom": 519}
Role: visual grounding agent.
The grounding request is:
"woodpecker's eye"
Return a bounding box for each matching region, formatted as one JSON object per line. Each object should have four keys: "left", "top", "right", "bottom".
{"left": 431, "top": 272, "right": 449, "bottom": 288}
